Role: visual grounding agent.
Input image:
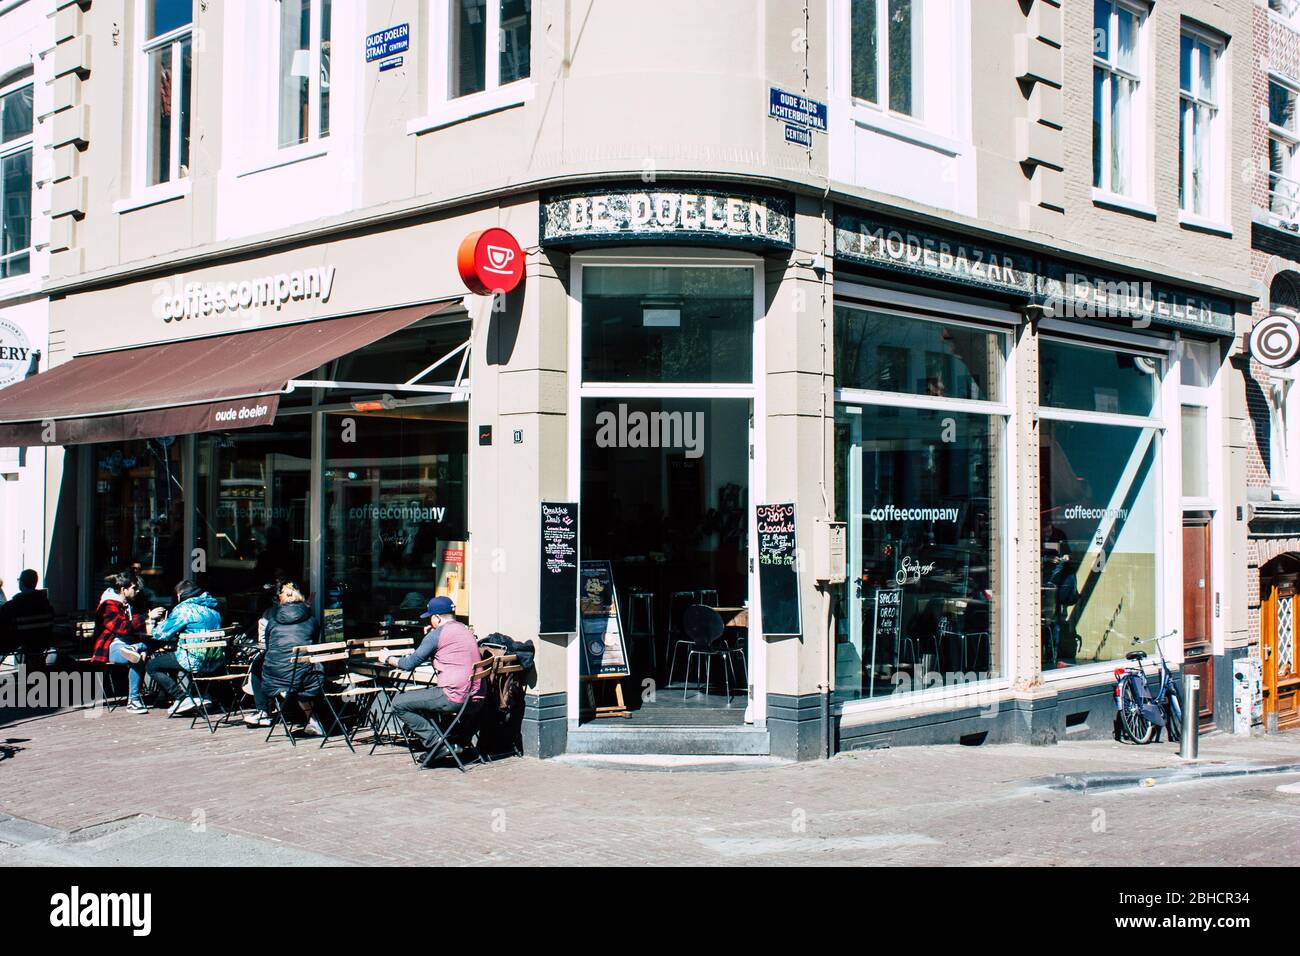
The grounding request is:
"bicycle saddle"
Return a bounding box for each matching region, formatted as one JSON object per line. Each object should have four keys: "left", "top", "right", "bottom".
{"left": 1125, "top": 650, "right": 1147, "bottom": 662}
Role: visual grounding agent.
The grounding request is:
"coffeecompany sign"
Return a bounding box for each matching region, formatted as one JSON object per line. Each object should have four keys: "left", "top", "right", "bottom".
{"left": 0, "top": 317, "right": 34, "bottom": 389}
{"left": 153, "top": 264, "right": 337, "bottom": 324}
{"left": 541, "top": 187, "right": 794, "bottom": 249}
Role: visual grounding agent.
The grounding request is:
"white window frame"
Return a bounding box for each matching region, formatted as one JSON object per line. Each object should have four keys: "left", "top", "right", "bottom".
{"left": 565, "top": 249, "right": 768, "bottom": 727}
{"left": 120, "top": 4, "right": 194, "bottom": 212}
{"left": 845, "top": 0, "right": 924, "bottom": 122}
{"left": 408, "top": 0, "right": 535, "bottom": 135}
{"left": 1267, "top": 364, "right": 1298, "bottom": 495}
{"left": 1038, "top": 333, "right": 1175, "bottom": 679}
{"left": 1269, "top": 74, "right": 1300, "bottom": 229}
{"left": 831, "top": 292, "right": 1017, "bottom": 715}
{"left": 1270, "top": 0, "right": 1300, "bottom": 29}
{"left": 1093, "top": 0, "right": 1151, "bottom": 210}
{"left": 1177, "top": 24, "right": 1226, "bottom": 229}
{"left": 273, "top": 0, "right": 331, "bottom": 151}
{"left": 1177, "top": 338, "right": 1217, "bottom": 510}
{"left": 0, "top": 74, "right": 33, "bottom": 279}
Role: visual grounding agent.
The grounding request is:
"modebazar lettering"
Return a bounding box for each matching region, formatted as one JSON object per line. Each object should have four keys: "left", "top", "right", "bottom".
{"left": 154, "top": 265, "right": 336, "bottom": 324}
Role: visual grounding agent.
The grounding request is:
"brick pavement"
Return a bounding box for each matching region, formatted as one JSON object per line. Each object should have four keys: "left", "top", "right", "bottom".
{"left": 2, "top": 705, "right": 1299, "bottom": 865}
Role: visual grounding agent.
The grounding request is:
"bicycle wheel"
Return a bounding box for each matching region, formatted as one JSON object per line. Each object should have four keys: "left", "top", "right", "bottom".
{"left": 1119, "top": 679, "right": 1156, "bottom": 744}
{"left": 1163, "top": 685, "right": 1183, "bottom": 743}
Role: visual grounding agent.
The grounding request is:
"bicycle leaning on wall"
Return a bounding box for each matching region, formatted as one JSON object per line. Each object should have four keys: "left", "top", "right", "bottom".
{"left": 1112, "top": 630, "right": 1183, "bottom": 745}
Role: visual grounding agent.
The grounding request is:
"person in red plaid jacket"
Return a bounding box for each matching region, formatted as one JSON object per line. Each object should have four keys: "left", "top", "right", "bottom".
{"left": 91, "top": 571, "right": 164, "bottom": 713}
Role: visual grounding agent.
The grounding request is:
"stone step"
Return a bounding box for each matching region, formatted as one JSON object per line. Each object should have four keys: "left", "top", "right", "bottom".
{"left": 565, "top": 725, "right": 771, "bottom": 756}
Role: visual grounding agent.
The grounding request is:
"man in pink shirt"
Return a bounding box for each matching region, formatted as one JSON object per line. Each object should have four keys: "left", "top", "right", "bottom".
{"left": 385, "top": 596, "right": 485, "bottom": 757}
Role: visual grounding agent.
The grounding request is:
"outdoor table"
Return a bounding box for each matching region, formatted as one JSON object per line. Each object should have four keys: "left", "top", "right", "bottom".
{"left": 352, "top": 659, "right": 438, "bottom": 752}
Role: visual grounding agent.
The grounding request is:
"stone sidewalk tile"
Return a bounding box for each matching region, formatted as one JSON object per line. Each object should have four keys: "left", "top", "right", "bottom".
{"left": 2, "top": 707, "right": 1299, "bottom": 865}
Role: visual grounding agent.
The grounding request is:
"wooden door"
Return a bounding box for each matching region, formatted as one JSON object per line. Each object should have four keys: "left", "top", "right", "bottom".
{"left": 1264, "top": 575, "right": 1300, "bottom": 731}
{"left": 1181, "top": 518, "right": 1214, "bottom": 727}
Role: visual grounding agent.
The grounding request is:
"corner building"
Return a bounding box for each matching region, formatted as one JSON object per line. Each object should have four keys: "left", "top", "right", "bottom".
{"left": 0, "top": 0, "right": 1260, "bottom": 758}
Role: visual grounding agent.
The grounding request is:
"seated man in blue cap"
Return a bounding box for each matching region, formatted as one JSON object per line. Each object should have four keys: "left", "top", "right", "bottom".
{"left": 382, "top": 596, "right": 486, "bottom": 758}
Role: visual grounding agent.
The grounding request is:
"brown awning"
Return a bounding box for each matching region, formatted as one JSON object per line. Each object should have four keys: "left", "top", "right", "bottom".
{"left": 0, "top": 302, "right": 455, "bottom": 446}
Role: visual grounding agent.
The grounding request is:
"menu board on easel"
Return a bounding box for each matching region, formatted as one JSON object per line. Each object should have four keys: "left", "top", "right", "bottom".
{"left": 868, "top": 588, "right": 902, "bottom": 697}
{"left": 578, "top": 560, "right": 630, "bottom": 678}
{"left": 756, "top": 502, "right": 801, "bottom": 636}
{"left": 540, "top": 502, "right": 579, "bottom": 634}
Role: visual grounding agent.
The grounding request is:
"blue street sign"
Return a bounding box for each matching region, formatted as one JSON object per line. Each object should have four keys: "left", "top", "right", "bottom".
{"left": 769, "top": 87, "right": 828, "bottom": 133}
{"left": 366, "top": 23, "right": 410, "bottom": 63}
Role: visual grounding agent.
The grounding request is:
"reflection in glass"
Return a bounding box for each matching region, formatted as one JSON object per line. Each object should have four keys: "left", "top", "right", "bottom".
{"left": 324, "top": 411, "right": 468, "bottom": 639}
{"left": 499, "top": 0, "right": 531, "bottom": 86}
{"left": 195, "top": 425, "right": 311, "bottom": 628}
{"left": 0, "top": 84, "right": 32, "bottom": 144}
{"left": 887, "top": 0, "right": 914, "bottom": 116}
{"left": 92, "top": 439, "right": 186, "bottom": 605}
{"left": 146, "top": 44, "right": 173, "bottom": 186}
{"left": 1, "top": 147, "right": 31, "bottom": 277}
{"left": 452, "top": 0, "right": 487, "bottom": 98}
{"left": 278, "top": 0, "right": 311, "bottom": 147}
{"left": 850, "top": 0, "right": 878, "bottom": 103}
{"left": 1040, "top": 421, "right": 1158, "bottom": 668}
{"left": 1181, "top": 406, "right": 1208, "bottom": 498}
{"left": 1039, "top": 339, "right": 1158, "bottom": 417}
{"left": 582, "top": 267, "right": 753, "bottom": 384}
{"left": 834, "top": 405, "right": 1003, "bottom": 701}
{"left": 835, "top": 306, "right": 1004, "bottom": 401}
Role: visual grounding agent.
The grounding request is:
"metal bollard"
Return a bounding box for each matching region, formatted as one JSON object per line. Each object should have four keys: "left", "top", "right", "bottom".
{"left": 1180, "top": 675, "right": 1199, "bottom": 759}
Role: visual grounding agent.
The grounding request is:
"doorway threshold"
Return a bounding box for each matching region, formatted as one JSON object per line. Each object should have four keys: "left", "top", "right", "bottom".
{"left": 566, "top": 725, "right": 771, "bottom": 756}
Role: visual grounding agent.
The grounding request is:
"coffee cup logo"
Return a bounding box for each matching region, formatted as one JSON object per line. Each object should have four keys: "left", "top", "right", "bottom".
{"left": 484, "top": 244, "right": 516, "bottom": 275}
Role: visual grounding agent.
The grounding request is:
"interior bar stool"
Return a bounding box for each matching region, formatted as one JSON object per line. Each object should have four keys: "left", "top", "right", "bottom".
{"left": 627, "top": 591, "right": 656, "bottom": 670}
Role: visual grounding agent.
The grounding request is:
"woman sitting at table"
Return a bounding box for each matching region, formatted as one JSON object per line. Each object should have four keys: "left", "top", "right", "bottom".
{"left": 246, "top": 581, "right": 325, "bottom": 736}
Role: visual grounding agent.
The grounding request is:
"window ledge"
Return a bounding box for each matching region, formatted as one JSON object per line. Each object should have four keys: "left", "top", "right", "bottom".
{"left": 1092, "top": 189, "right": 1157, "bottom": 220}
{"left": 111, "top": 179, "right": 192, "bottom": 214}
{"left": 1178, "top": 211, "right": 1232, "bottom": 237}
{"left": 407, "top": 80, "right": 536, "bottom": 135}
{"left": 236, "top": 142, "right": 331, "bottom": 179}
{"left": 849, "top": 103, "right": 964, "bottom": 157}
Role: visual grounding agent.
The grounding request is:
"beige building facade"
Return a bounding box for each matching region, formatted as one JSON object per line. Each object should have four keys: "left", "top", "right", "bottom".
{"left": 0, "top": 0, "right": 1261, "bottom": 757}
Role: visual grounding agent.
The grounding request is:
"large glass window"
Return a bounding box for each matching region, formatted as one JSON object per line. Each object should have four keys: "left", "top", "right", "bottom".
{"left": 1093, "top": 0, "right": 1145, "bottom": 197}
{"left": 834, "top": 405, "right": 1004, "bottom": 702}
{"left": 850, "top": 0, "right": 919, "bottom": 117}
{"left": 1040, "top": 420, "right": 1158, "bottom": 668}
{"left": 581, "top": 267, "right": 753, "bottom": 384}
{"left": 278, "top": 0, "right": 331, "bottom": 148}
{"left": 194, "top": 423, "right": 311, "bottom": 628}
{"left": 142, "top": 0, "right": 192, "bottom": 187}
{"left": 1039, "top": 339, "right": 1157, "bottom": 417}
{"left": 449, "top": 0, "right": 531, "bottom": 99}
{"left": 1178, "top": 28, "right": 1222, "bottom": 220}
{"left": 835, "top": 306, "right": 1004, "bottom": 401}
{"left": 1269, "top": 78, "right": 1300, "bottom": 223}
{"left": 91, "top": 438, "right": 186, "bottom": 606}
{"left": 323, "top": 410, "right": 468, "bottom": 638}
{"left": 0, "top": 79, "right": 33, "bottom": 278}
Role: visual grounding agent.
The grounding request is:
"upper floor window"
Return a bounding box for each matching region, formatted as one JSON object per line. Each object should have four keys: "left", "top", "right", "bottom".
{"left": 0, "top": 77, "right": 33, "bottom": 278}
{"left": 1270, "top": 77, "right": 1300, "bottom": 225}
{"left": 1093, "top": 0, "right": 1147, "bottom": 199}
{"left": 278, "top": 0, "right": 332, "bottom": 148}
{"left": 1271, "top": 0, "right": 1300, "bottom": 26}
{"left": 142, "top": 0, "right": 193, "bottom": 187}
{"left": 444, "top": 0, "right": 531, "bottom": 100}
{"left": 1178, "top": 28, "right": 1224, "bottom": 221}
{"left": 850, "top": 0, "right": 920, "bottom": 118}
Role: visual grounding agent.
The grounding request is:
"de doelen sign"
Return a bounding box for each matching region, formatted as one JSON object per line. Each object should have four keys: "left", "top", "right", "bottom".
{"left": 541, "top": 187, "right": 795, "bottom": 249}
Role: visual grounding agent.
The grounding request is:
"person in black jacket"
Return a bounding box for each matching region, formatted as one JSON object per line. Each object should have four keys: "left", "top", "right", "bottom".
{"left": 0, "top": 570, "right": 55, "bottom": 662}
{"left": 245, "top": 581, "right": 325, "bottom": 735}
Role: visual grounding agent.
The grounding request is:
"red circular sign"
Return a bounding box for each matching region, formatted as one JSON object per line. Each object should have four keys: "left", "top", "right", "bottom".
{"left": 457, "top": 228, "right": 525, "bottom": 296}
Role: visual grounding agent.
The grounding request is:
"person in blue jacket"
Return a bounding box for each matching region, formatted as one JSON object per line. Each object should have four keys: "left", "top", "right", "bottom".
{"left": 145, "top": 580, "right": 224, "bottom": 716}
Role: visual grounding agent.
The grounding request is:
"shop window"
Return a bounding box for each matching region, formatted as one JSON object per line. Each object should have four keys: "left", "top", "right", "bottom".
{"left": 1179, "top": 337, "right": 1218, "bottom": 388}
{"left": 834, "top": 404, "right": 1005, "bottom": 701}
{"left": 850, "top": 0, "right": 919, "bottom": 117}
{"left": 0, "top": 77, "right": 33, "bottom": 279}
{"left": 329, "top": 319, "right": 472, "bottom": 387}
{"left": 194, "top": 424, "right": 312, "bottom": 629}
{"left": 1269, "top": 78, "right": 1300, "bottom": 224}
{"left": 277, "top": 0, "right": 332, "bottom": 148}
{"left": 1181, "top": 405, "right": 1209, "bottom": 499}
{"left": 1093, "top": 0, "right": 1147, "bottom": 201}
{"left": 91, "top": 439, "right": 186, "bottom": 605}
{"left": 835, "top": 305, "right": 1003, "bottom": 402}
{"left": 1039, "top": 338, "right": 1157, "bottom": 417}
{"left": 323, "top": 410, "right": 468, "bottom": 639}
{"left": 140, "top": 0, "right": 193, "bottom": 187}
{"left": 581, "top": 266, "right": 754, "bottom": 384}
{"left": 1178, "top": 26, "right": 1224, "bottom": 222}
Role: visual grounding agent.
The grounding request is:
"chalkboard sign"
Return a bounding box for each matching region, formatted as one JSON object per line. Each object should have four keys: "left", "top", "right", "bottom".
{"left": 868, "top": 588, "right": 902, "bottom": 697}
{"left": 756, "top": 502, "right": 801, "bottom": 635}
{"left": 540, "top": 501, "right": 579, "bottom": 634}
{"left": 322, "top": 606, "right": 345, "bottom": 643}
{"left": 578, "top": 560, "right": 630, "bottom": 677}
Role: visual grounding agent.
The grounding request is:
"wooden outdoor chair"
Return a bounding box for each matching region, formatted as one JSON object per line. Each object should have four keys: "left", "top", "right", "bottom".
{"left": 184, "top": 626, "right": 248, "bottom": 732}
{"left": 266, "top": 642, "right": 366, "bottom": 752}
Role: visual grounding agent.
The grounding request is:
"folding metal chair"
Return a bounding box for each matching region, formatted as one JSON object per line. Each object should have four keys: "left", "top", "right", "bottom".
{"left": 264, "top": 642, "right": 357, "bottom": 750}
{"left": 415, "top": 653, "right": 497, "bottom": 773}
{"left": 168, "top": 631, "right": 233, "bottom": 733}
